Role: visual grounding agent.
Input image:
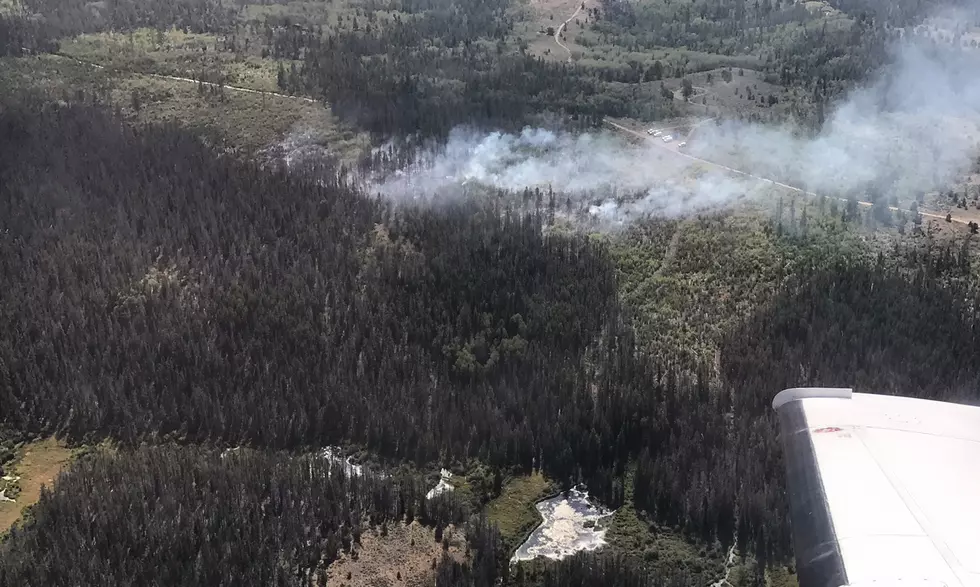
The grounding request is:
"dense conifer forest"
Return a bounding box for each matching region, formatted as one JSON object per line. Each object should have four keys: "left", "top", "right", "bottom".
{"left": 0, "top": 447, "right": 471, "bottom": 586}
{"left": 270, "top": 0, "right": 620, "bottom": 137}
{"left": 3, "top": 94, "right": 980, "bottom": 584}
{"left": 3, "top": 0, "right": 980, "bottom": 583}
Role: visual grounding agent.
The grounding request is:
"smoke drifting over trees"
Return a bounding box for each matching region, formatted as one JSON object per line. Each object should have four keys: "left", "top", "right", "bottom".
{"left": 372, "top": 29, "right": 980, "bottom": 224}
{"left": 6, "top": 0, "right": 980, "bottom": 584}
{"left": 693, "top": 39, "right": 980, "bottom": 199}
{"left": 366, "top": 128, "right": 753, "bottom": 223}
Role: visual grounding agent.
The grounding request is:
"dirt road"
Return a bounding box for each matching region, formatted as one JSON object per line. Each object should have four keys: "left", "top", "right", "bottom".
{"left": 654, "top": 220, "right": 686, "bottom": 279}
{"left": 54, "top": 53, "right": 317, "bottom": 103}
{"left": 554, "top": 2, "right": 586, "bottom": 62}
{"left": 47, "top": 53, "right": 975, "bottom": 230}
{"left": 604, "top": 118, "right": 966, "bottom": 227}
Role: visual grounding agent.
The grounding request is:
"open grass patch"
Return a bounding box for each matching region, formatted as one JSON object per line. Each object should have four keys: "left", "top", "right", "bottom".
{"left": 324, "top": 520, "right": 467, "bottom": 587}
{"left": 114, "top": 72, "right": 368, "bottom": 156}
{"left": 485, "top": 472, "right": 555, "bottom": 555}
{"left": 0, "top": 438, "right": 75, "bottom": 535}
{"left": 241, "top": 0, "right": 364, "bottom": 31}
{"left": 59, "top": 29, "right": 289, "bottom": 92}
{"left": 765, "top": 564, "right": 800, "bottom": 587}
{"left": 0, "top": 54, "right": 116, "bottom": 101}
{"left": 0, "top": 54, "right": 368, "bottom": 159}
{"left": 606, "top": 466, "right": 729, "bottom": 585}
{"left": 0, "top": 0, "right": 21, "bottom": 15}
{"left": 608, "top": 197, "right": 868, "bottom": 363}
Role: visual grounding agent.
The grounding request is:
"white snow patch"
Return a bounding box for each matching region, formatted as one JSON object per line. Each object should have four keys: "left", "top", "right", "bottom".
{"left": 220, "top": 447, "right": 241, "bottom": 460}
{"left": 511, "top": 487, "right": 614, "bottom": 562}
{"left": 0, "top": 489, "right": 14, "bottom": 503}
{"left": 321, "top": 446, "right": 364, "bottom": 478}
{"left": 426, "top": 469, "right": 455, "bottom": 500}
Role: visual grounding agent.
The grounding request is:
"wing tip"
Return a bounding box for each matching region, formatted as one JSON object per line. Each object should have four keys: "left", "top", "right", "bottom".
{"left": 772, "top": 387, "right": 853, "bottom": 411}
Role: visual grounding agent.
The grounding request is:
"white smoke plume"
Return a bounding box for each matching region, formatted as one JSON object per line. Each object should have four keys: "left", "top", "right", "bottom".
{"left": 369, "top": 127, "right": 761, "bottom": 223}
{"left": 366, "top": 11, "right": 980, "bottom": 226}
{"left": 691, "top": 40, "right": 980, "bottom": 199}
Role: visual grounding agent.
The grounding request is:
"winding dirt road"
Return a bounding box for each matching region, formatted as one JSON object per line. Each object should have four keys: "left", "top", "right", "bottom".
{"left": 554, "top": 2, "right": 585, "bottom": 62}
{"left": 604, "top": 118, "right": 966, "bottom": 227}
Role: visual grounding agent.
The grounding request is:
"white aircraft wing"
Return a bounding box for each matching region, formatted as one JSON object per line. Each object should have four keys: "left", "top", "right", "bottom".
{"left": 772, "top": 388, "right": 980, "bottom": 587}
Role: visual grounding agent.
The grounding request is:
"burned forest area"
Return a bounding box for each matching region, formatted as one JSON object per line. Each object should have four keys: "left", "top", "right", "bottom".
{"left": 3, "top": 0, "right": 980, "bottom": 585}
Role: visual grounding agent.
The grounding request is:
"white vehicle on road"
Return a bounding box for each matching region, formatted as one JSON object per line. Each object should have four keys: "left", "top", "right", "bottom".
{"left": 662, "top": 135, "right": 673, "bottom": 143}
{"left": 653, "top": 130, "right": 663, "bottom": 137}
{"left": 647, "top": 128, "right": 657, "bottom": 135}
{"left": 678, "top": 141, "right": 687, "bottom": 148}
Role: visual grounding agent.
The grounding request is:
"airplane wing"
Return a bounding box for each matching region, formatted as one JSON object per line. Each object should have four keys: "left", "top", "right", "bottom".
{"left": 772, "top": 388, "right": 980, "bottom": 587}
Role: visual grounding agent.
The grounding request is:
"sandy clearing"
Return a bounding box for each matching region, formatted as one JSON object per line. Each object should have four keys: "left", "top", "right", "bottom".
{"left": 325, "top": 521, "right": 466, "bottom": 587}
{"left": 0, "top": 437, "right": 74, "bottom": 534}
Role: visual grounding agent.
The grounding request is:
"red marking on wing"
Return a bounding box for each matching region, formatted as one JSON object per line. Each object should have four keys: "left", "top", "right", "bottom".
{"left": 813, "top": 426, "right": 843, "bottom": 434}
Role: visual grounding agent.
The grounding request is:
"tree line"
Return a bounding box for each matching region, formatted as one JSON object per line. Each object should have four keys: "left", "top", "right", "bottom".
{"left": 0, "top": 0, "right": 232, "bottom": 56}
{"left": 6, "top": 93, "right": 980, "bottom": 584}
{"left": 0, "top": 101, "right": 635, "bottom": 495}
{"left": 593, "top": 0, "right": 903, "bottom": 110}
{"left": 268, "top": 0, "right": 623, "bottom": 138}
{"left": 0, "top": 446, "right": 469, "bottom": 586}
{"left": 24, "top": 0, "right": 234, "bottom": 37}
{"left": 0, "top": 441, "right": 690, "bottom": 587}
{"left": 438, "top": 550, "right": 696, "bottom": 587}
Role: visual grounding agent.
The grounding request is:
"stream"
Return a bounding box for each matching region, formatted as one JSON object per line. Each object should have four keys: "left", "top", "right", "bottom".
{"left": 708, "top": 538, "right": 738, "bottom": 587}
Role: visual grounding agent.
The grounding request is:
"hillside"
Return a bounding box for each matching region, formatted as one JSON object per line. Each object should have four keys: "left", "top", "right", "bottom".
{"left": 2, "top": 0, "right": 980, "bottom": 585}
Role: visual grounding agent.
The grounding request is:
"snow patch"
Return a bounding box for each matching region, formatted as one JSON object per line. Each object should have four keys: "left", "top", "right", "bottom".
{"left": 511, "top": 487, "right": 614, "bottom": 562}
{"left": 321, "top": 446, "right": 364, "bottom": 478}
{"left": 426, "top": 469, "right": 455, "bottom": 500}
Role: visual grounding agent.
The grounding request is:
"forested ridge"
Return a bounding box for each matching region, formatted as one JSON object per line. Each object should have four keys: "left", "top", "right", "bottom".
{"left": 1, "top": 0, "right": 970, "bottom": 139}
{"left": 0, "top": 0, "right": 233, "bottom": 56}
{"left": 14, "top": 0, "right": 233, "bottom": 37}
{"left": 1, "top": 0, "right": 958, "bottom": 142}
{"left": 0, "top": 442, "right": 672, "bottom": 587}
{"left": 4, "top": 92, "right": 980, "bottom": 585}
{"left": 0, "top": 102, "right": 615, "bottom": 462}
{"left": 0, "top": 0, "right": 636, "bottom": 137}
{"left": 4, "top": 0, "right": 980, "bottom": 581}
{"left": 266, "top": 0, "right": 622, "bottom": 137}
{"left": 0, "top": 447, "right": 474, "bottom": 586}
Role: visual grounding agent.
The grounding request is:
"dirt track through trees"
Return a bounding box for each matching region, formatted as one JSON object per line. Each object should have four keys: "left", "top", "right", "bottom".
{"left": 48, "top": 53, "right": 973, "bottom": 229}
{"left": 55, "top": 53, "right": 317, "bottom": 103}
{"left": 554, "top": 1, "right": 586, "bottom": 62}
{"left": 653, "top": 221, "right": 686, "bottom": 279}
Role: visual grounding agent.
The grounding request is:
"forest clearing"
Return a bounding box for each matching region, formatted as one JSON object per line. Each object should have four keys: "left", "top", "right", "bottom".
{"left": 0, "top": 438, "right": 74, "bottom": 534}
